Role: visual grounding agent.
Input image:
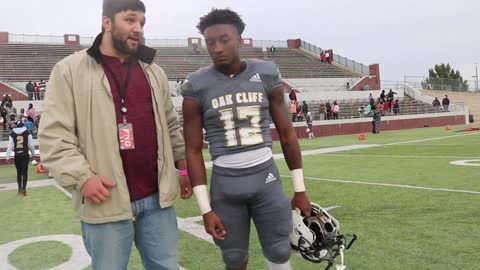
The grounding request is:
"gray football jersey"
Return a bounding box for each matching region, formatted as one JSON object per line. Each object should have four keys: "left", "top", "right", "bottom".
{"left": 182, "top": 59, "right": 284, "bottom": 160}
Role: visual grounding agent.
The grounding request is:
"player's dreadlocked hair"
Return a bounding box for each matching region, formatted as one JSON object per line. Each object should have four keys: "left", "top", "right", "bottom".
{"left": 197, "top": 8, "right": 246, "bottom": 35}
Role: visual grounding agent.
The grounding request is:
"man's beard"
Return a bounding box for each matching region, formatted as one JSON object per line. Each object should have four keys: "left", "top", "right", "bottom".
{"left": 111, "top": 25, "right": 139, "bottom": 56}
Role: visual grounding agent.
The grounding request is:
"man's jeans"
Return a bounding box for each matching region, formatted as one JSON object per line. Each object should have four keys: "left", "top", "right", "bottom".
{"left": 81, "top": 193, "right": 179, "bottom": 270}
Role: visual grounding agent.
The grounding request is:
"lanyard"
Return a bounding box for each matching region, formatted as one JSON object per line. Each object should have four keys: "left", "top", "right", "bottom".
{"left": 102, "top": 58, "right": 133, "bottom": 123}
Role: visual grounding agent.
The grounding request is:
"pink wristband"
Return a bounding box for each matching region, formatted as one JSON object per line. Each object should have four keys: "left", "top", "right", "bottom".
{"left": 179, "top": 169, "right": 188, "bottom": 176}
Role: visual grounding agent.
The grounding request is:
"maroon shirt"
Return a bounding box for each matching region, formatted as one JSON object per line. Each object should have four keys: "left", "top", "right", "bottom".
{"left": 101, "top": 55, "right": 158, "bottom": 201}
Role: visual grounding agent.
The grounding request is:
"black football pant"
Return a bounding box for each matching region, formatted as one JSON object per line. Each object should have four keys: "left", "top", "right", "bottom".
{"left": 15, "top": 155, "right": 29, "bottom": 192}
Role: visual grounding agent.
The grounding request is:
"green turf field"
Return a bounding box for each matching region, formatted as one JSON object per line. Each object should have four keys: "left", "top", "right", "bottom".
{"left": 0, "top": 125, "right": 478, "bottom": 269}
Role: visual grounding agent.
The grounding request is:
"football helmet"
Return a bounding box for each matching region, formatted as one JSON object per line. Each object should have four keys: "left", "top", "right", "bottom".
{"left": 290, "top": 203, "right": 357, "bottom": 270}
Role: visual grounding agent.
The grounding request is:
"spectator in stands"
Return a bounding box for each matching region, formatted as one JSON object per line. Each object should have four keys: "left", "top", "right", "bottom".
{"left": 325, "top": 51, "right": 331, "bottom": 63}
{"left": 378, "top": 100, "right": 386, "bottom": 116}
{"left": 6, "top": 120, "right": 36, "bottom": 196}
{"left": 389, "top": 99, "right": 396, "bottom": 114}
{"left": 26, "top": 81, "right": 34, "bottom": 100}
{"left": 442, "top": 95, "right": 450, "bottom": 112}
{"left": 38, "top": 1, "right": 189, "bottom": 269}
{"left": 39, "top": 80, "right": 47, "bottom": 100}
{"left": 325, "top": 101, "right": 332, "bottom": 120}
{"left": 386, "top": 89, "right": 396, "bottom": 102}
{"left": 25, "top": 116, "right": 35, "bottom": 134}
{"left": 296, "top": 102, "right": 303, "bottom": 121}
{"left": 33, "top": 82, "right": 40, "bottom": 100}
{"left": 26, "top": 103, "right": 36, "bottom": 120}
{"left": 346, "top": 82, "right": 350, "bottom": 90}
{"left": 383, "top": 100, "right": 389, "bottom": 115}
{"left": 11, "top": 107, "right": 18, "bottom": 120}
{"left": 380, "top": 90, "right": 386, "bottom": 102}
{"left": 301, "top": 101, "right": 309, "bottom": 119}
{"left": 372, "top": 105, "right": 381, "bottom": 134}
{"left": 432, "top": 97, "right": 441, "bottom": 112}
{"left": 192, "top": 43, "right": 199, "bottom": 54}
{"left": 320, "top": 51, "right": 326, "bottom": 62}
{"left": 7, "top": 114, "right": 16, "bottom": 130}
{"left": 175, "top": 78, "right": 181, "bottom": 96}
{"left": 1, "top": 94, "right": 13, "bottom": 130}
{"left": 393, "top": 99, "right": 400, "bottom": 115}
{"left": 365, "top": 103, "right": 372, "bottom": 116}
{"left": 289, "top": 89, "right": 297, "bottom": 104}
{"left": 332, "top": 101, "right": 340, "bottom": 119}
{"left": 19, "top": 108, "right": 26, "bottom": 120}
{"left": 368, "top": 93, "right": 374, "bottom": 103}
{"left": 358, "top": 105, "right": 365, "bottom": 118}
{"left": 270, "top": 45, "right": 276, "bottom": 59}
{"left": 262, "top": 46, "right": 267, "bottom": 59}
{"left": 318, "top": 102, "right": 325, "bottom": 120}
{"left": 290, "top": 101, "right": 297, "bottom": 122}
{"left": 306, "top": 111, "right": 314, "bottom": 138}
{"left": 0, "top": 101, "right": 7, "bottom": 131}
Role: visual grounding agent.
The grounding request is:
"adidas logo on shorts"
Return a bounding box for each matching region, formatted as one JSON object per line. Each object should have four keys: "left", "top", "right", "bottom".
{"left": 265, "top": 173, "right": 277, "bottom": 183}
{"left": 249, "top": 73, "right": 262, "bottom": 82}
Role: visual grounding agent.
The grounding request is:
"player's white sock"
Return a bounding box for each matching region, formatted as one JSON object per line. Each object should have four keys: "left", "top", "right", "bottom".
{"left": 265, "top": 259, "right": 292, "bottom": 270}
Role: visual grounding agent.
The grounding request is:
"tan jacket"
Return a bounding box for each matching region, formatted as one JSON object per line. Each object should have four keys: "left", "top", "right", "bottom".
{"left": 38, "top": 34, "right": 185, "bottom": 224}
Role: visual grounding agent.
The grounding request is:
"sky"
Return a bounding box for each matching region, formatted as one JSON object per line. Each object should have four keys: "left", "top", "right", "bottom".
{"left": 1, "top": 0, "right": 479, "bottom": 82}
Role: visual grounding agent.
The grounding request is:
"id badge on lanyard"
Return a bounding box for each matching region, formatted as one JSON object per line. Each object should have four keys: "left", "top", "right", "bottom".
{"left": 118, "top": 122, "right": 135, "bottom": 150}
{"left": 103, "top": 58, "right": 136, "bottom": 150}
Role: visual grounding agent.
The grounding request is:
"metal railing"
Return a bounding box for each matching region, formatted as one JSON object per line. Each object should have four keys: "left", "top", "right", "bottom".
{"left": 403, "top": 83, "right": 466, "bottom": 113}
{"left": 8, "top": 33, "right": 65, "bottom": 44}
{"left": 252, "top": 40, "right": 288, "bottom": 49}
{"left": 404, "top": 76, "right": 476, "bottom": 92}
{"left": 300, "top": 41, "right": 369, "bottom": 75}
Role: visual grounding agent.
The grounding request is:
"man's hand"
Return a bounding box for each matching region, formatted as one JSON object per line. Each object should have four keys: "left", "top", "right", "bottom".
{"left": 291, "top": 192, "right": 312, "bottom": 218}
{"left": 202, "top": 211, "right": 227, "bottom": 241}
{"left": 80, "top": 176, "right": 117, "bottom": 205}
{"left": 179, "top": 175, "right": 193, "bottom": 199}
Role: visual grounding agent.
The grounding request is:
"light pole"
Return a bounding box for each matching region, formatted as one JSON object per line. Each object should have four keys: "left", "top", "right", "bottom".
{"left": 474, "top": 63, "right": 479, "bottom": 92}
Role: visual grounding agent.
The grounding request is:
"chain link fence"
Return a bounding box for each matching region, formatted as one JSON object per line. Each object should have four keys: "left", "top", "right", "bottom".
{"left": 404, "top": 76, "right": 478, "bottom": 92}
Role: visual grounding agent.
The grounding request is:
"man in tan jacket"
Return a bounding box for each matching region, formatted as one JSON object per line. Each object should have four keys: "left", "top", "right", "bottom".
{"left": 38, "top": 0, "right": 191, "bottom": 269}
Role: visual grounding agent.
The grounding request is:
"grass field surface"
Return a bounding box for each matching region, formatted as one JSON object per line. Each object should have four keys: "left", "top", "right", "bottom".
{"left": 0, "top": 125, "right": 478, "bottom": 269}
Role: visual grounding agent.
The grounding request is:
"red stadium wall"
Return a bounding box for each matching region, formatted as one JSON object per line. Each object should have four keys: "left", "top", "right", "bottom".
{"left": 0, "top": 32, "right": 8, "bottom": 44}
{"left": 270, "top": 114, "right": 466, "bottom": 140}
{"left": 352, "top": 64, "right": 381, "bottom": 91}
{"left": 241, "top": 38, "right": 253, "bottom": 47}
{"left": 287, "top": 39, "right": 301, "bottom": 48}
{"left": 64, "top": 34, "right": 80, "bottom": 45}
{"left": 188, "top": 38, "right": 202, "bottom": 48}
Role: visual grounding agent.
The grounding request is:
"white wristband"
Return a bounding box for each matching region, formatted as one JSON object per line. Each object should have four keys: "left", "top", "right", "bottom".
{"left": 192, "top": 185, "right": 212, "bottom": 215}
{"left": 291, "top": 169, "right": 306, "bottom": 192}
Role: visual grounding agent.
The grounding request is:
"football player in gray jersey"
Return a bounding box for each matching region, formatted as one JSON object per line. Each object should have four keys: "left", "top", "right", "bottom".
{"left": 182, "top": 8, "right": 311, "bottom": 270}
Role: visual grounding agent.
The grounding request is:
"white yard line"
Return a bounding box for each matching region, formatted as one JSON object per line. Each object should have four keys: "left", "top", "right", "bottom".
{"left": 384, "top": 132, "right": 480, "bottom": 146}
{"left": 0, "top": 179, "right": 55, "bottom": 191}
{"left": 281, "top": 175, "right": 480, "bottom": 195}
{"left": 321, "top": 154, "right": 480, "bottom": 159}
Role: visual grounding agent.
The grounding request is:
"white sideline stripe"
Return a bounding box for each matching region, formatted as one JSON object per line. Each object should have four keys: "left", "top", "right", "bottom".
{"left": 281, "top": 175, "right": 480, "bottom": 195}
{"left": 0, "top": 149, "right": 40, "bottom": 159}
{"left": 0, "top": 179, "right": 55, "bottom": 191}
{"left": 385, "top": 132, "right": 480, "bottom": 146}
{"left": 54, "top": 184, "right": 72, "bottom": 199}
{"left": 273, "top": 144, "right": 380, "bottom": 159}
{"left": 204, "top": 144, "right": 380, "bottom": 169}
{"left": 177, "top": 216, "right": 214, "bottom": 245}
{"left": 322, "top": 154, "right": 480, "bottom": 159}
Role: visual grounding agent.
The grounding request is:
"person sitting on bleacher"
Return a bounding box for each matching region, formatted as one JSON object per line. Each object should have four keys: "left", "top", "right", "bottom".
{"left": 393, "top": 99, "right": 400, "bottom": 115}
{"left": 358, "top": 105, "right": 366, "bottom": 118}
{"left": 24, "top": 117, "right": 35, "bottom": 135}
{"left": 364, "top": 103, "right": 372, "bottom": 116}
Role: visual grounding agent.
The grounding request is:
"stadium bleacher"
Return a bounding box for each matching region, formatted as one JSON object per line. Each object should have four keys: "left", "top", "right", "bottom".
{"left": 0, "top": 43, "right": 357, "bottom": 82}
